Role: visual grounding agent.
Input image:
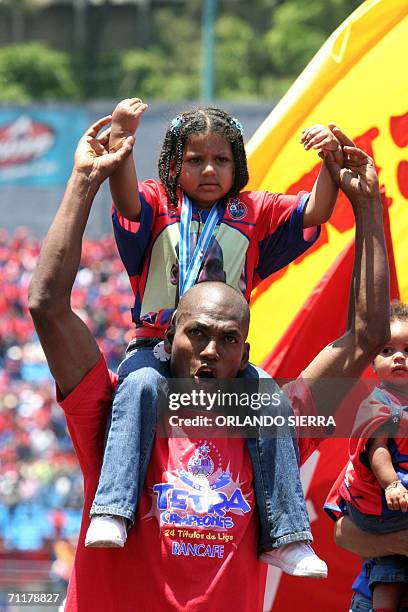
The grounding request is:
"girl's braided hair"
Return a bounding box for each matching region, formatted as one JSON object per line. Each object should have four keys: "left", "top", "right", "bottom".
{"left": 158, "top": 107, "right": 249, "bottom": 207}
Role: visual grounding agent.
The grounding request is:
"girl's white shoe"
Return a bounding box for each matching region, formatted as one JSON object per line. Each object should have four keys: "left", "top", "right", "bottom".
{"left": 260, "top": 542, "right": 328, "bottom": 578}
{"left": 85, "top": 514, "right": 127, "bottom": 548}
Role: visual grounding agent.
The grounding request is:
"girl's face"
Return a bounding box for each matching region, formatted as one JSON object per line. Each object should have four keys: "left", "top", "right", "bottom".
{"left": 178, "top": 132, "right": 234, "bottom": 209}
{"left": 373, "top": 319, "right": 408, "bottom": 393}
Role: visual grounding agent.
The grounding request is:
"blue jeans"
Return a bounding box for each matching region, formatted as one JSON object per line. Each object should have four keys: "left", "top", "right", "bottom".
{"left": 350, "top": 591, "right": 373, "bottom": 612}
{"left": 91, "top": 344, "right": 312, "bottom": 549}
{"left": 91, "top": 340, "right": 170, "bottom": 522}
{"left": 241, "top": 363, "right": 312, "bottom": 550}
{"left": 351, "top": 589, "right": 408, "bottom": 611}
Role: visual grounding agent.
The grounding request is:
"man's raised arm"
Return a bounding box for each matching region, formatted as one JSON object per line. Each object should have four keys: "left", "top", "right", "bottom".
{"left": 303, "top": 126, "right": 390, "bottom": 416}
{"left": 28, "top": 117, "right": 134, "bottom": 397}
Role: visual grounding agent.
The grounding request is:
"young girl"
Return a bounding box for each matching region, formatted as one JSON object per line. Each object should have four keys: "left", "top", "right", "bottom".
{"left": 338, "top": 301, "right": 408, "bottom": 611}
{"left": 85, "top": 98, "right": 340, "bottom": 576}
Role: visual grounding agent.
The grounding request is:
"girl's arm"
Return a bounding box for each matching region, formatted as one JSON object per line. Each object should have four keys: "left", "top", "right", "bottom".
{"left": 367, "top": 433, "right": 408, "bottom": 512}
{"left": 109, "top": 98, "right": 148, "bottom": 221}
{"left": 301, "top": 124, "right": 341, "bottom": 227}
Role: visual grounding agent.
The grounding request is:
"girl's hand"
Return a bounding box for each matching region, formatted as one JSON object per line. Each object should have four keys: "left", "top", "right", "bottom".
{"left": 110, "top": 98, "right": 148, "bottom": 141}
{"left": 301, "top": 124, "right": 343, "bottom": 167}
{"left": 301, "top": 124, "right": 341, "bottom": 152}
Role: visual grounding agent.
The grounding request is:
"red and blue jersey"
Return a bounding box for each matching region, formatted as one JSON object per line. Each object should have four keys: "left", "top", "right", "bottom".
{"left": 325, "top": 386, "right": 408, "bottom": 519}
{"left": 113, "top": 180, "right": 319, "bottom": 338}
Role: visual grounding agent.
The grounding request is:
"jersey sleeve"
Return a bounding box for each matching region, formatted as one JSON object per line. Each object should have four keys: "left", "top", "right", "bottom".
{"left": 112, "top": 179, "right": 160, "bottom": 278}
{"left": 323, "top": 463, "right": 349, "bottom": 521}
{"left": 57, "top": 354, "right": 117, "bottom": 480}
{"left": 256, "top": 191, "right": 321, "bottom": 279}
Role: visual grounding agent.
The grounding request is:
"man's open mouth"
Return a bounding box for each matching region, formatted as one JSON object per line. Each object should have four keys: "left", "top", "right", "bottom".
{"left": 195, "top": 366, "right": 216, "bottom": 379}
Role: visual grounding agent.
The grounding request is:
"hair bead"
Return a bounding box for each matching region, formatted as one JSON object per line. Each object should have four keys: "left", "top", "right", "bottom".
{"left": 229, "top": 117, "right": 244, "bottom": 135}
{"left": 169, "top": 115, "right": 184, "bottom": 135}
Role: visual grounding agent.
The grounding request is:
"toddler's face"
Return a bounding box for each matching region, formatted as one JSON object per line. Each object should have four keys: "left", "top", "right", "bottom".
{"left": 178, "top": 132, "right": 234, "bottom": 209}
{"left": 373, "top": 320, "right": 408, "bottom": 393}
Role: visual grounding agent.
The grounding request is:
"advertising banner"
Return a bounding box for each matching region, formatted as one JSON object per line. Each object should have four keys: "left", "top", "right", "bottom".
{"left": 0, "top": 108, "right": 87, "bottom": 186}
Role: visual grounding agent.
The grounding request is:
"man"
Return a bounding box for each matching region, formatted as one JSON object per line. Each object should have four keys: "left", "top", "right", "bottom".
{"left": 29, "top": 117, "right": 389, "bottom": 611}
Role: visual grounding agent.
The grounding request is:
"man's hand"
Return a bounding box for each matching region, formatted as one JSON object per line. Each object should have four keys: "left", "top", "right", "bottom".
{"left": 385, "top": 480, "right": 408, "bottom": 512}
{"left": 74, "top": 116, "right": 134, "bottom": 185}
{"left": 325, "top": 124, "right": 380, "bottom": 202}
{"left": 110, "top": 98, "right": 148, "bottom": 150}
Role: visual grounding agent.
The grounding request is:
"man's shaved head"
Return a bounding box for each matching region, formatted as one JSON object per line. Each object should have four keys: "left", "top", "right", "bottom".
{"left": 175, "top": 282, "right": 250, "bottom": 338}
{"left": 167, "top": 282, "right": 250, "bottom": 379}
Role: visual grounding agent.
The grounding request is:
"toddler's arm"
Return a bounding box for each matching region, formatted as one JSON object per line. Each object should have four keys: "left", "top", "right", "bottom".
{"left": 301, "top": 124, "right": 341, "bottom": 227}
{"left": 109, "top": 98, "right": 148, "bottom": 221}
{"left": 367, "top": 433, "right": 408, "bottom": 512}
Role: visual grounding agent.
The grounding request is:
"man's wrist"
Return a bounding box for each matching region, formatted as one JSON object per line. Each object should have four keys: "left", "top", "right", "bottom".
{"left": 69, "top": 168, "right": 102, "bottom": 198}
{"left": 349, "top": 191, "right": 381, "bottom": 210}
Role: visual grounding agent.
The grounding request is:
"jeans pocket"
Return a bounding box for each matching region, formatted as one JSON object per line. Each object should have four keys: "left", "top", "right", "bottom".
{"left": 350, "top": 592, "right": 372, "bottom": 611}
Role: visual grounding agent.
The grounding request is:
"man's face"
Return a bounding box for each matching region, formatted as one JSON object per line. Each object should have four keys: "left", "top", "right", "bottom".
{"left": 373, "top": 319, "right": 408, "bottom": 392}
{"left": 168, "top": 296, "right": 249, "bottom": 381}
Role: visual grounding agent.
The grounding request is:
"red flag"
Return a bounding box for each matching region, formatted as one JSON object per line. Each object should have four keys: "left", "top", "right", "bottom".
{"left": 261, "top": 202, "right": 398, "bottom": 611}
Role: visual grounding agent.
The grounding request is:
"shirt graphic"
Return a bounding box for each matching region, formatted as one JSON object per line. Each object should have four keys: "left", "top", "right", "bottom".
{"left": 143, "top": 440, "right": 252, "bottom": 559}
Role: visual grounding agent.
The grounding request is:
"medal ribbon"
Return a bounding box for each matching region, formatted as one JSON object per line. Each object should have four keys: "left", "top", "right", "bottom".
{"left": 178, "top": 193, "right": 222, "bottom": 296}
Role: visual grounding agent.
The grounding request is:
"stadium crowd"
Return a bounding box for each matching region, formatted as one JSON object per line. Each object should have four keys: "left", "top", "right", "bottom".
{"left": 0, "top": 226, "right": 133, "bottom": 551}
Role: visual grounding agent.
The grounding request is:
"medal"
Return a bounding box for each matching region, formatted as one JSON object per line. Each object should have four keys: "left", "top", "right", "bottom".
{"left": 153, "top": 341, "right": 171, "bottom": 362}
